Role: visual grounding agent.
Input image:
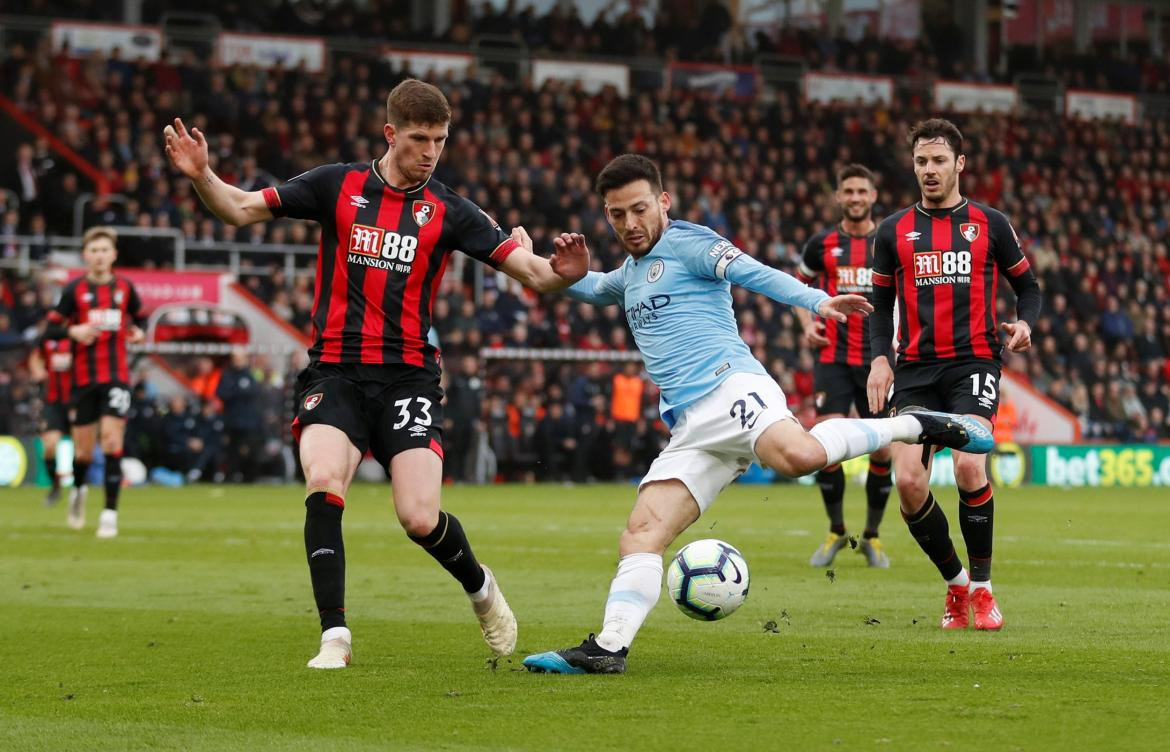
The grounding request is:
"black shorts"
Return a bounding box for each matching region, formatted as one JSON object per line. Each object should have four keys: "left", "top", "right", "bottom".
{"left": 41, "top": 402, "right": 71, "bottom": 433}
{"left": 891, "top": 360, "right": 1001, "bottom": 422}
{"left": 813, "top": 362, "right": 877, "bottom": 418}
{"left": 71, "top": 382, "right": 133, "bottom": 425}
{"left": 292, "top": 363, "right": 445, "bottom": 467}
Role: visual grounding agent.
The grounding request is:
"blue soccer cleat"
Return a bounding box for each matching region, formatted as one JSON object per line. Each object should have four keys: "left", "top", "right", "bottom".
{"left": 909, "top": 410, "right": 995, "bottom": 454}
{"left": 523, "top": 634, "right": 627, "bottom": 674}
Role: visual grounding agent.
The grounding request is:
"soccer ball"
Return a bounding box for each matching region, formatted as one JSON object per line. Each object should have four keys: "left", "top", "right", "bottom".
{"left": 666, "top": 539, "right": 750, "bottom": 621}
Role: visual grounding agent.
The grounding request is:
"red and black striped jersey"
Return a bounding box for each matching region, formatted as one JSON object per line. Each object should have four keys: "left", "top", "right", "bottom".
{"left": 47, "top": 276, "right": 144, "bottom": 387}
{"left": 872, "top": 199, "right": 1033, "bottom": 363}
{"left": 797, "top": 225, "right": 875, "bottom": 366}
{"left": 41, "top": 337, "right": 73, "bottom": 405}
{"left": 262, "top": 161, "right": 520, "bottom": 371}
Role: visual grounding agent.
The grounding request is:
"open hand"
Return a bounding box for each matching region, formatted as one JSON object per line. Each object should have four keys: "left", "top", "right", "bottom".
{"left": 817, "top": 294, "right": 873, "bottom": 323}
{"left": 163, "top": 117, "right": 209, "bottom": 179}
{"left": 550, "top": 232, "right": 589, "bottom": 283}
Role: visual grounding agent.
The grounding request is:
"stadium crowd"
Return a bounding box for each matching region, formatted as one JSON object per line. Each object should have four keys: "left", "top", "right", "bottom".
{"left": 2, "top": 7, "right": 1169, "bottom": 484}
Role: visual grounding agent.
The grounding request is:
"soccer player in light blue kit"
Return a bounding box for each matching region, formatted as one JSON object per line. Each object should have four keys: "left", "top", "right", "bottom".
{"left": 520, "top": 155, "right": 993, "bottom": 674}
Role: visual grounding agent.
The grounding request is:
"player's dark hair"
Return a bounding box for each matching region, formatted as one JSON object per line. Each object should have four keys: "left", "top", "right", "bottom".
{"left": 386, "top": 79, "right": 452, "bottom": 127}
{"left": 908, "top": 118, "right": 963, "bottom": 156}
{"left": 837, "top": 163, "right": 876, "bottom": 187}
{"left": 595, "top": 154, "right": 663, "bottom": 197}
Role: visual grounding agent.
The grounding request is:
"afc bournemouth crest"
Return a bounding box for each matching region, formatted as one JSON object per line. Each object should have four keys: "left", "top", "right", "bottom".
{"left": 960, "top": 223, "right": 980, "bottom": 242}
{"left": 303, "top": 392, "right": 323, "bottom": 411}
{"left": 413, "top": 200, "right": 436, "bottom": 227}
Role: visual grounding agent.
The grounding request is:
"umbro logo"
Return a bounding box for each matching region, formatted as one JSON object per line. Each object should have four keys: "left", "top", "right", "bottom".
{"left": 310, "top": 547, "right": 335, "bottom": 558}
{"left": 409, "top": 425, "right": 428, "bottom": 437}
{"left": 904, "top": 231, "right": 922, "bottom": 241}
{"left": 350, "top": 195, "right": 369, "bottom": 208}
{"left": 830, "top": 246, "right": 843, "bottom": 256}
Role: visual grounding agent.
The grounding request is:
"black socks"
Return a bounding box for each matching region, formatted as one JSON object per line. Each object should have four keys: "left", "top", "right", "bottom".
{"left": 864, "top": 458, "right": 893, "bottom": 538}
{"left": 959, "top": 484, "right": 994, "bottom": 582}
{"left": 104, "top": 453, "right": 123, "bottom": 511}
{"left": 304, "top": 491, "right": 347, "bottom": 631}
{"left": 904, "top": 493, "right": 963, "bottom": 581}
{"left": 410, "top": 511, "right": 487, "bottom": 594}
{"left": 816, "top": 465, "right": 846, "bottom": 535}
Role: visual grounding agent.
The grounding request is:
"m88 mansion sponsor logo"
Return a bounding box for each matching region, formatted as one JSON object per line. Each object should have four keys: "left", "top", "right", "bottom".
{"left": 913, "top": 249, "right": 971, "bottom": 287}
{"left": 835, "top": 265, "right": 872, "bottom": 294}
{"left": 348, "top": 223, "right": 419, "bottom": 273}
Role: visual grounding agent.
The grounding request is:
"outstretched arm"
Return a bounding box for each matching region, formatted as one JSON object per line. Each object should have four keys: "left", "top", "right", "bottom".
{"left": 164, "top": 118, "right": 273, "bottom": 227}
{"left": 499, "top": 227, "right": 590, "bottom": 293}
{"left": 723, "top": 253, "right": 871, "bottom": 321}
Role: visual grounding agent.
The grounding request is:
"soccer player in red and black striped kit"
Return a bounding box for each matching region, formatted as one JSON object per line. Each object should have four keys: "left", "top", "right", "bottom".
{"left": 866, "top": 119, "right": 1041, "bottom": 630}
{"left": 44, "top": 226, "right": 147, "bottom": 538}
{"left": 164, "top": 79, "right": 589, "bottom": 668}
{"left": 28, "top": 335, "right": 74, "bottom": 506}
{"left": 796, "top": 164, "right": 894, "bottom": 569}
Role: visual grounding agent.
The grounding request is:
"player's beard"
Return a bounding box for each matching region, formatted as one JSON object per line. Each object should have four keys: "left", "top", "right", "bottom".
{"left": 844, "top": 205, "right": 871, "bottom": 223}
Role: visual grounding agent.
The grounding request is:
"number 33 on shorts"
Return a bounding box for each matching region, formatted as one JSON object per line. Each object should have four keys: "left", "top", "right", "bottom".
{"left": 391, "top": 397, "right": 433, "bottom": 434}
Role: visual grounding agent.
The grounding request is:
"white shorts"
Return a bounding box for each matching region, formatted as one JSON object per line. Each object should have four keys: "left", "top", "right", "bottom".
{"left": 639, "top": 372, "right": 795, "bottom": 513}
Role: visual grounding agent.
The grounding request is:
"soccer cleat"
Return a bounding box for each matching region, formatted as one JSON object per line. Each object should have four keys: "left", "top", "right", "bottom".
{"left": 858, "top": 537, "right": 890, "bottom": 568}
{"left": 909, "top": 410, "right": 995, "bottom": 454}
{"left": 523, "top": 634, "right": 628, "bottom": 675}
{"left": 66, "top": 486, "right": 87, "bottom": 530}
{"left": 809, "top": 532, "right": 849, "bottom": 567}
{"left": 940, "top": 584, "right": 971, "bottom": 629}
{"left": 44, "top": 487, "right": 62, "bottom": 507}
{"left": 307, "top": 626, "right": 352, "bottom": 669}
{"left": 970, "top": 587, "right": 1004, "bottom": 631}
{"left": 95, "top": 509, "right": 118, "bottom": 539}
{"left": 472, "top": 566, "right": 517, "bottom": 657}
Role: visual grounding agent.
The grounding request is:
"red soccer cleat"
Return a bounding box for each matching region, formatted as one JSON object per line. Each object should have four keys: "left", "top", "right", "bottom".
{"left": 940, "top": 584, "right": 970, "bottom": 629}
{"left": 970, "top": 587, "right": 1004, "bottom": 631}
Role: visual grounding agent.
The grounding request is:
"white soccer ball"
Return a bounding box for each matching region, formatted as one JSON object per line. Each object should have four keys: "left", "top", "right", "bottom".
{"left": 666, "top": 538, "right": 750, "bottom": 621}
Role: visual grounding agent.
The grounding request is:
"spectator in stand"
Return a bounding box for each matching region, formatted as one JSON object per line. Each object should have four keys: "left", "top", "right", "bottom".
{"left": 216, "top": 347, "right": 264, "bottom": 483}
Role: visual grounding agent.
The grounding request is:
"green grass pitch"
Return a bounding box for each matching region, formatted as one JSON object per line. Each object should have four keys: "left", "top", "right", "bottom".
{"left": 2, "top": 482, "right": 1168, "bottom": 751}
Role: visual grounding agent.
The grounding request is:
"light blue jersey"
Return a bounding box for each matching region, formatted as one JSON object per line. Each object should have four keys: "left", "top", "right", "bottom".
{"left": 566, "top": 220, "right": 830, "bottom": 427}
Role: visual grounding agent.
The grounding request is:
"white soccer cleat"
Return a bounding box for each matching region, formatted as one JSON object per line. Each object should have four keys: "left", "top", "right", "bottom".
{"left": 96, "top": 509, "right": 118, "bottom": 539}
{"left": 473, "top": 565, "right": 517, "bottom": 657}
{"left": 66, "top": 486, "right": 87, "bottom": 530}
{"left": 307, "top": 626, "right": 352, "bottom": 669}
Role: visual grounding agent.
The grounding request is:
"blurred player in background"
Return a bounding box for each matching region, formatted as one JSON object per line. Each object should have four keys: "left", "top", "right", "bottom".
{"left": 44, "top": 226, "right": 146, "bottom": 538}
{"left": 27, "top": 335, "right": 73, "bottom": 506}
{"left": 867, "top": 119, "right": 1041, "bottom": 631}
{"left": 164, "top": 79, "right": 589, "bottom": 669}
{"left": 521, "top": 154, "right": 994, "bottom": 675}
{"left": 796, "top": 164, "right": 893, "bottom": 568}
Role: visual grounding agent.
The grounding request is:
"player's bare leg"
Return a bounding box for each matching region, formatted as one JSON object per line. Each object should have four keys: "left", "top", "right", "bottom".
{"left": 525, "top": 479, "right": 696, "bottom": 675}
{"left": 953, "top": 415, "right": 1002, "bottom": 630}
{"left": 95, "top": 415, "right": 127, "bottom": 539}
{"left": 893, "top": 441, "right": 971, "bottom": 629}
{"left": 68, "top": 422, "right": 98, "bottom": 530}
{"left": 393, "top": 448, "right": 516, "bottom": 657}
{"left": 41, "top": 429, "right": 63, "bottom": 506}
{"left": 300, "top": 424, "right": 361, "bottom": 668}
